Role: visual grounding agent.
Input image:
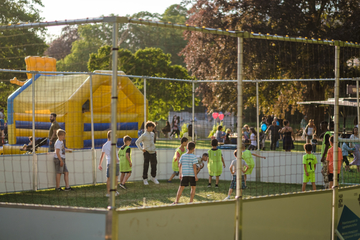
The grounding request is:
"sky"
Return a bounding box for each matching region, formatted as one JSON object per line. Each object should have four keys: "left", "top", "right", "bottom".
{"left": 39, "top": 0, "right": 183, "bottom": 40}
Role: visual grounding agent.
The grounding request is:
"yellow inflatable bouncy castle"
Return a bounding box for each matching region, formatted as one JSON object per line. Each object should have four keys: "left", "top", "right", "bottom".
{"left": 5, "top": 57, "right": 145, "bottom": 154}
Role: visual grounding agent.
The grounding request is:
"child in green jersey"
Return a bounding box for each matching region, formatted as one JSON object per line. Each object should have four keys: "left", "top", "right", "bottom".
{"left": 168, "top": 137, "right": 188, "bottom": 182}
{"left": 207, "top": 139, "right": 226, "bottom": 188}
{"left": 302, "top": 143, "right": 317, "bottom": 191}
{"left": 242, "top": 143, "right": 266, "bottom": 187}
{"left": 118, "top": 135, "right": 132, "bottom": 190}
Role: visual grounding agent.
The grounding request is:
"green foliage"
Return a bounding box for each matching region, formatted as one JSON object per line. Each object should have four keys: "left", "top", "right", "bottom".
{"left": 0, "top": 0, "right": 46, "bottom": 111}
{"left": 179, "top": 123, "right": 188, "bottom": 137}
{"left": 89, "top": 46, "right": 198, "bottom": 120}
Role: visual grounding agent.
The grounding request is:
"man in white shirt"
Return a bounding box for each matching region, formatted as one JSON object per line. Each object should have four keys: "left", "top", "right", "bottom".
{"left": 136, "top": 121, "right": 159, "bottom": 185}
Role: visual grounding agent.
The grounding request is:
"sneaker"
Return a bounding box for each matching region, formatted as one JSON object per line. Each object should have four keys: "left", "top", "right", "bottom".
{"left": 151, "top": 177, "right": 159, "bottom": 184}
{"left": 215, "top": 184, "right": 218, "bottom": 188}
{"left": 64, "top": 187, "right": 74, "bottom": 191}
{"left": 143, "top": 179, "right": 149, "bottom": 185}
{"left": 207, "top": 183, "right": 211, "bottom": 188}
{"left": 105, "top": 193, "right": 110, "bottom": 197}
{"left": 115, "top": 191, "right": 120, "bottom": 196}
{"left": 119, "top": 184, "right": 127, "bottom": 190}
{"left": 167, "top": 180, "right": 172, "bottom": 183}
{"left": 56, "top": 187, "right": 64, "bottom": 191}
{"left": 224, "top": 196, "right": 230, "bottom": 200}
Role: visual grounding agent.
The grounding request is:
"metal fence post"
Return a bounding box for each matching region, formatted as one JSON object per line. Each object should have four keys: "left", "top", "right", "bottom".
{"left": 89, "top": 73, "right": 96, "bottom": 185}
{"left": 256, "top": 80, "right": 261, "bottom": 182}
{"left": 31, "top": 71, "right": 37, "bottom": 191}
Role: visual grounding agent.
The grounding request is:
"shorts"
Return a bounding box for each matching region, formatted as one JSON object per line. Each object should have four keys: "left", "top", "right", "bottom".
{"left": 229, "top": 175, "right": 246, "bottom": 190}
{"left": 343, "top": 156, "right": 349, "bottom": 166}
{"left": 173, "top": 171, "right": 179, "bottom": 176}
{"left": 328, "top": 173, "right": 339, "bottom": 182}
{"left": 245, "top": 165, "right": 254, "bottom": 175}
{"left": 106, "top": 164, "right": 120, "bottom": 178}
{"left": 54, "top": 158, "right": 68, "bottom": 174}
{"left": 180, "top": 176, "right": 196, "bottom": 187}
{"left": 306, "top": 135, "right": 313, "bottom": 141}
{"left": 303, "top": 172, "right": 316, "bottom": 183}
{"left": 120, "top": 171, "right": 131, "bottom": 174}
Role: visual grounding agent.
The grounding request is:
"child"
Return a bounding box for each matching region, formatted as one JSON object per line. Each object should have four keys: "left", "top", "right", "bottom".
{"left": 248, "top": 127, "right": 257, "bottom": 150}
{"left": 98, "top": 130, "right": 119, "bottom": 197}
{"left": 118, "top": 135, "right": 132, "bottom": 190}
{"left": 302, "top": 144, "right": 317, "bottom": 191}
{"left": 341, "top": 134, "right": 355, "bottom": 172}
{"left": 22, "top": 136, "right": 33, "bottom": 150}
{"left": 54, "top": 129, "right": 73, "bottom": 191}
{"left": 326, "top": 136, "right": 343, "bottom": 189}
{"left": 207, "top": 139, "right": 226, "bottom": 188}
{"left": 215, "top": 125, "right": 225, "bottom": 143}
{"left": 224, "top": 129, "right": 231, "bottom": 144}
{"left": 168, "top": 137, "right": 188, "bottom": 182}
{"left": 196, "top": 153, "right": 209, "bottom": 174}
{"left": 350, "top": 144, "right": 360, "bottom": 172}
{"left": 224, "top": 150, "right": 248, "bottom": 200}
{"left": 242, "top": 143, "right": 266, "bottom": 187}
{"left": 135, "top": 121, "right": 159, "bottom": 185}
{"left": 173, "top": 141, "right": 199, "bottom": 204}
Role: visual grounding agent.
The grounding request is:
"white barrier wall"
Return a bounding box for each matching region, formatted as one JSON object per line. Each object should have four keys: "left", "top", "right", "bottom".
{"left": 3, "top": 186, "right": 359, "bottom": 240}
{"left": 0, "top": 149, "right": 324, "bottom": 193}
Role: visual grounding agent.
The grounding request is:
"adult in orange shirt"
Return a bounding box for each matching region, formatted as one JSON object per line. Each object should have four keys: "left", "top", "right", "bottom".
{"left": 326, "top": 135, "right": 343, "bottom": 189}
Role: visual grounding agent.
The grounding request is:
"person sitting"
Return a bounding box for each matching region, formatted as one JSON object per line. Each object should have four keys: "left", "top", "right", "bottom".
{"left": 22, "top": 136, "right": 33, "bottom": 151}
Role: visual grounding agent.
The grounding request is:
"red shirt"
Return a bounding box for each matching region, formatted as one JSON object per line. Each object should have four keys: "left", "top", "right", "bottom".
{"left": 326, "top": 146, "right": 343, "bottom": 174}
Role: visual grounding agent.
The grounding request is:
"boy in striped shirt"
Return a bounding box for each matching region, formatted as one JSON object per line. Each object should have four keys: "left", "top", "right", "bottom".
{"left": 174, "top": 141, "right": 198, "bottom": 204}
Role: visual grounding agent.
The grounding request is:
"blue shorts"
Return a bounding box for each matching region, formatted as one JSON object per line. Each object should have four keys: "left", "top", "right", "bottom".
{"left": 230, "top": 175, "right": 246, "bottom": 190}
{"left": 106, "top": 164, "right": 119, "bottom": 178}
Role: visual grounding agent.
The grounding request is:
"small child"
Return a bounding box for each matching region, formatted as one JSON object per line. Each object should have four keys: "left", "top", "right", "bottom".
{"left": 224, "top": 129, "right": 231, "bottom": 144}
{"left": 22, "top": 136, "right": 33, "bottom": 150}
{"left": 326, "top": 136, "right": 343, "bottom": 189}
{"left": 224, "top": 150, "right": 248, "bottom": 200}
{"left": 341, "top": 134, "right": 355, "bottom": 172}
{"left": 54, "top": 129, "right": 73, "bottom": 191}
{"left": 98, "top": 130, "right": 120, "bottom": 197}
{"left": 302, "top": 144, "right": 317, "bottom": 191}
{"left": 168, "top": 137, "right": 188, "bottom": 182}
{"left": 207, "top": 139, "right": 226, "bottom": 188}
{"left": 173, "top": 141, "right": 199, "bottom": 204}
{"left": 242, "top": 143, "right": 266, "bottom": 187}
{"left": 196, "top": 153, "right": 209, "bottom": 174}
{"left": 118, "top": 135, "right": 132, "bottom": 190}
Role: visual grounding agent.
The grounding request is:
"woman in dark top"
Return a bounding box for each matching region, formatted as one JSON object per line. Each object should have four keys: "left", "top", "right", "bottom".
{"left": 280, "top": 120, "right": 295, "bottom": 152}
{"left": 162, "top": 121, "right": 171, "bottom": 137}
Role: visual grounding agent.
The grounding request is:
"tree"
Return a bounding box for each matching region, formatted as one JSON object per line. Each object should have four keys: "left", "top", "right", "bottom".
{"left": 43, "top": 26, "right": 79, "bottom": 60}
{"left": 88, "top": 46, "right": 196, "bottom": 120}
{"left": 0, "top": 0, "right": 47, "bottom": 110}
{"left": 180, "top": 0, "right": 360, "bottom": 122}
{"left": 51, "top": 4, "right": 188, "bottom": 72}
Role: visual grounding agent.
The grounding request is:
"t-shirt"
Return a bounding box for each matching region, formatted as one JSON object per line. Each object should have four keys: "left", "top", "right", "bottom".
{"left": 54, "top": 139, "right": 65, "bottom": 158}
{"left": 326, "top": 147, "right": 343, "bottom": 174}
{"left": 179, "top": 153, "right": 198, "bottom": 177}
{"left": 230, "top": 159, "right": 247, "bottom": 175}
{"left": 49, "top": 121, "right": 61, "bottom": 142}
{"left": 102, "top": 140, "right": 119, "bottom": 165}
{"left": 135, "top": 131, "right": 156, "bottom": 153}
{"left": 250, "top": 133, "right": 257, "bottom": 146}
{"left": 302, "top": 153, "right": 317, "bottom": 173}
{"left": 0, "top": 111, "right": 4, "bottom": 119}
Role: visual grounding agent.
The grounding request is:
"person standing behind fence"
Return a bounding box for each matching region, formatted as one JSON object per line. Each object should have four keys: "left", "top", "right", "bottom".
{"left": 280, "top": 120, "right": 294, "bottom": 152}
{"left": 350, "top": 144, "right": 360, "bottom": 172}
{"left": 118, "top": 135, "right": 132, "bottom": 190}
{"left": 342, "top": 134, "right": 355, "bottom": 172}
{"left": 98, "top": 130, "right": 119, "bottom": 197}
{"left": 48, "top": 113, "right": 60, "bottom": 152}
{"left": 207, "top": 139, "right": 225, "bottom": 188}
{"left": 349, "top": 127, "right": 359, "bottom": 148}
{"left": 320, "top": 121, "right": 332, "bottom": 189}
{"left": 327, "top": 135, "right": 343, "bottom": 189}
{"left": 173, "top": 141, "right": 198, "bottom": 204}
{"left": 170, "top": 115, "right": 180, "bottom": 139}
{"left": 248, "top": 127, "right": 257, "bottom": 150}
{"left": 136, "top": 121, "right": 159, "bottom": 185}
{"left": 168, "top": 137, "right": 188, "bottom": 182}
{"left": 54, "top": 129, "right": 73, "bottom": 191}
{"left": 265, "top": 120, "right": 281, "bottom": 150}
{"left": 301, "top": 144, "right": 317, "bottom": 192}
{"left": 304, "top": 119, "right": 317, "bottom": 144}
{"left": 215, "top": 125, "right": 225, "bottom": 143}
{"left": 0, "top": 108, "right": 5, "bottom": 144}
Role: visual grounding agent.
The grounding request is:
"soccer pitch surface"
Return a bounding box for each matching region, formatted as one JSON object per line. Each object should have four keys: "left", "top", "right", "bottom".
{"left": 0, "top": 178, "right": 352, "bottom": 209}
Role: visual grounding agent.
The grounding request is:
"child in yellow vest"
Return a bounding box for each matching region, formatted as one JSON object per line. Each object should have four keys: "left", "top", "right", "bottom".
{"left": 118, "top": 135, "right": 132, "bottom": 190}
{"left": 168, "top": 137, "right": 188, "bottom": 182}
{"left": 207, "top": 139, "right": 226, "bottom": 188}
